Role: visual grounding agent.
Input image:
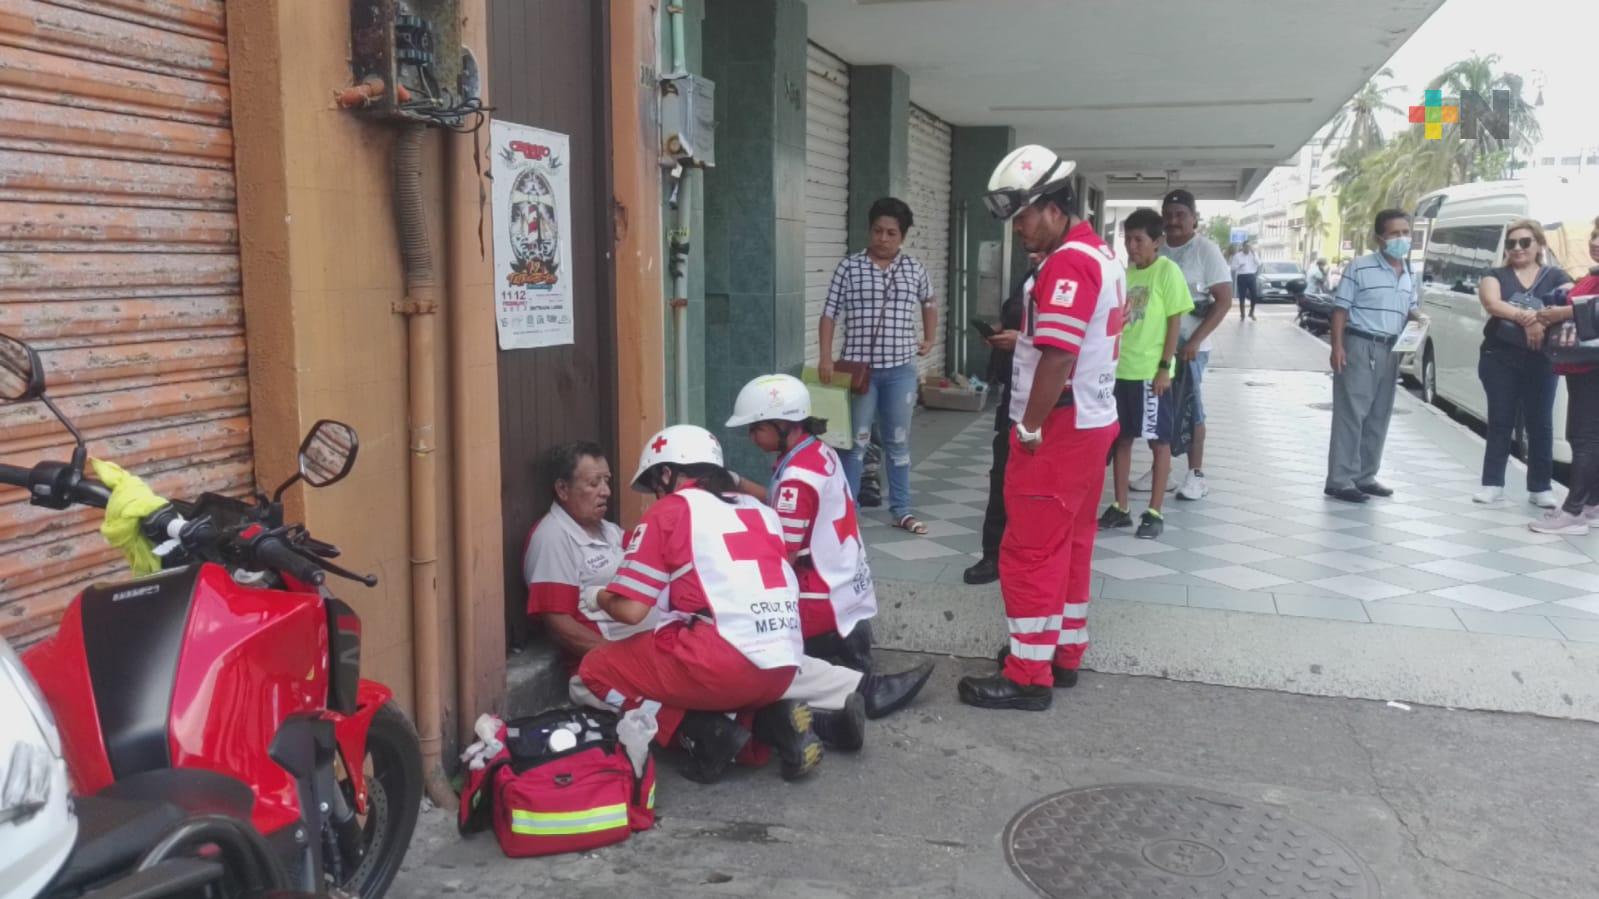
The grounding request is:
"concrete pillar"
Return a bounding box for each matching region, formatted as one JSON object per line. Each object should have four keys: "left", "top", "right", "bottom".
{"left": 846, "top": 65, "right": 910, "bottom": 252}
{"left": 951, "top": 126, "right": 1015, "bottom": 381}
{"left": 701, "top": 0, "right": 808, "bottom": 475}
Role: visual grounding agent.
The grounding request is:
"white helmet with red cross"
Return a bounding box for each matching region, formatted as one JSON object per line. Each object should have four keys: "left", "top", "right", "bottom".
{"left": 983, "top": 145, "right": 1076, "bottom": 219}
{"left": 629, "top": 424, "right": 725, "bottom": 492}
{"left": 725, "top": 373, "right": 811, "bottom": 427}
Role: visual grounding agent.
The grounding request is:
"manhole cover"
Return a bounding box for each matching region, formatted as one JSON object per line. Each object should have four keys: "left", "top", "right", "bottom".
{"left": 1003, "top": 783, "right": 1379, "bottom": 899}
{"left": 1307, "top": 401, "right": 1409, "bottom": 415}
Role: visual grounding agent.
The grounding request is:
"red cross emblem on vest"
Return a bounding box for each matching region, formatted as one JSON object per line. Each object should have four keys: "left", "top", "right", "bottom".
{"left": 723, "top": 509, "right": 787, "bottom": 589}
{"left": 832, "top": 500, "right": 859, "bottom": 546}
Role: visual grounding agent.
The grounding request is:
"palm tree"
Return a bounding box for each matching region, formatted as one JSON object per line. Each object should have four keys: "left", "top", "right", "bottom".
{"left": 1323, "top": 67, "right": 1402, "bottom": 158}
{"left": 1425, "top": 54, "right": 1541, "bottom": 182}
{"left": 1302, "top": 198, "right": 1325, "bottom": 263}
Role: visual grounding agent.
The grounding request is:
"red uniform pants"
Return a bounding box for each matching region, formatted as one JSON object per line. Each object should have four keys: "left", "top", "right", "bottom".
{"left": 999, "top": 406, "right": 1118, "bottom": 687}
{"left": 577, "top": 619, "right": 796, "bottom": 746}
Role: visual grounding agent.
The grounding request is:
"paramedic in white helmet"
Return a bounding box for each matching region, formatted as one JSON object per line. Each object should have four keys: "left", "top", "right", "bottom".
{"left": 727, "top": 374, "right": 934, "bottom": 691}
{"left": 575, "top": 425, "right": 824, "bottom": 783}
{"left": 956, "top": 146, "right": 1126, "bottom": 712}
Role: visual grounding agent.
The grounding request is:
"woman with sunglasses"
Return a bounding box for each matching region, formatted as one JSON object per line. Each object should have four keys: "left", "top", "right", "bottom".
{"left": 1473, "top": 219, "right": 1572, "bottom": 507}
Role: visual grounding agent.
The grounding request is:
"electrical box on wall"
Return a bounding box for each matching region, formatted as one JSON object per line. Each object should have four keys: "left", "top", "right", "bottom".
{"left": 349, "top": 0, "right": 479, "bottom": 125}
{"left": 660, "top": 73, "right": 715, "bottom": 168}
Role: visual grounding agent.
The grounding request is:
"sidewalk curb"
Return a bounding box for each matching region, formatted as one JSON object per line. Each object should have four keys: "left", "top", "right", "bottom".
{"left": 873, "top": 578, "right": 1599, "bottom": 722}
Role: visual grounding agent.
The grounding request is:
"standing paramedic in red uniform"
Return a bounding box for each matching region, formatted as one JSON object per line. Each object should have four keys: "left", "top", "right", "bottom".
{"left": 958, "top": 146, "right": 1126, "bottom": 712}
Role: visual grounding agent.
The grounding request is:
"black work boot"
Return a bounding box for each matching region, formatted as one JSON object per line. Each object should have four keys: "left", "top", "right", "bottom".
{"left": 675, "top": 712, "right": 751, "bottom": 784}
{"left": 996, "top": 645, "right": 1080, "bottom": 688}
{"left": 752, "top": 700, "right": 824, "bottom": 781}
{"left": 963, "top": 555, "right": 999, "bottom": 585}
{"left": 836, "top": 622, "right": 874, "bottom": 674}
{"left": 956, "top": 673, "right": 1052, "bottom": 711}
{"left": 860, "top": 661, "right": 936, "bottom": 719}
{"left": 809, "top": 693, "right": 866, "bottom": 751}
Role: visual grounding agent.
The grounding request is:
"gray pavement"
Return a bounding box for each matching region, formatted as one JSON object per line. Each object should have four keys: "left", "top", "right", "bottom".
{"left": 391, "top": 652, "right": 1599, "bottom": 899}
{"left": 391, "top": 306, "right": 1599, "bottom": 898}
{"left": 866, "top": 305, "right": 1599, "bottom": 721}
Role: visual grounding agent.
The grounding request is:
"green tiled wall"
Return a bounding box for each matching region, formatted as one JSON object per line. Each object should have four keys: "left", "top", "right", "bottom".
{"left": 951, "top": 126, "right": 1016, "bottom": 380}
{"left": 846, "top": 65, "right": 910, "bottom": 253}
{"left": 701, "top": 0, "right": 808, "bottom": 476}
{"left": 664, "top": 0, "right": 707, "bottom": 427}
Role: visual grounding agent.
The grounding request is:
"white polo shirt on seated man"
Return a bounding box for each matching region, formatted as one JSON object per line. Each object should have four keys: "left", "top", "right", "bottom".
{"left": 524, "top": 442, "right": 656, "bottom": 670}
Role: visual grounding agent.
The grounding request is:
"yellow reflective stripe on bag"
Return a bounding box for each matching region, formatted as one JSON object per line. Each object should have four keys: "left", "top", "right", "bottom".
{"left": 510, "top": 803, "right": 630, "bottom": 835}
{"left": 647, "top": 784, "right": 656, "bottom": 810}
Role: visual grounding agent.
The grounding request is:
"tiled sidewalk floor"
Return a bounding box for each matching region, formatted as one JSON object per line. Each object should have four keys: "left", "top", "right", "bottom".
{"left": 863, "top": 368, "right": 1599, "bottom": 643}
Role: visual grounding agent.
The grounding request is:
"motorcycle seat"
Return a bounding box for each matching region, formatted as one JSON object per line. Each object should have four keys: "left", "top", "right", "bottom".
{"left": 97, "top": 768, "right": 256, "bottom": 821}
{"left": 48, "top": 794, "right": 186, "bottom": 894}
{"left": 45, "top": 770, "right": 256, "bottom": 895}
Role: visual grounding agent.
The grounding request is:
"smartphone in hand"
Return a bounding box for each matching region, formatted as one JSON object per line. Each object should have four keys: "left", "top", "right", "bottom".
{"left": 970, "top": 318, "right": 997, "bottom": 338}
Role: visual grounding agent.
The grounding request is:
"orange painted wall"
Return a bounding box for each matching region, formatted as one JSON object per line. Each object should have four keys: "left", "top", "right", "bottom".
{"left": 228, "top": 1, "right": 505, "bottom": 726}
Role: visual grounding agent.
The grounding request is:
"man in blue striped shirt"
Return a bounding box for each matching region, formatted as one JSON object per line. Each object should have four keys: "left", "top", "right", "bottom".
{"left": 1324, "top": 209, "right": 1422, "bottom": 504}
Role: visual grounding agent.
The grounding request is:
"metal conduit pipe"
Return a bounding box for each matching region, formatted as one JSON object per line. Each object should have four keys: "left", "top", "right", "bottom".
{"left": 667, "top": 3, "right": 691, "bottom": 423}
{"left": 393, "top": 124, "right": 453, "bottom": 807}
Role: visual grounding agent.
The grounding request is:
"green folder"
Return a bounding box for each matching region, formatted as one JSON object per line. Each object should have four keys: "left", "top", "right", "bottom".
{"left": 801, "top": 367, "right": 854, "bottom": 452}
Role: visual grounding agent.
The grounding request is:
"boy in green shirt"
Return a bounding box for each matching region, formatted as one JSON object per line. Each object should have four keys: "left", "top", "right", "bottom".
{"left": 1100, "top": 208, "right": 1194, "bottom": 539}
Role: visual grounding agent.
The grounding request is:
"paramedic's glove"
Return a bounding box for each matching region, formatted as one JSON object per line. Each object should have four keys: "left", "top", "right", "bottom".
{"left": 90, "top": 458, "right": 169, "bottom": 577}
{"left": 579, "top": 585, "right": 605, "bottom": 617}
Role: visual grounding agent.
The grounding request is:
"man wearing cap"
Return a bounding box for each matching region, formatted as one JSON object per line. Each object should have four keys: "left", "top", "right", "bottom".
{"left": 1141, "top": 188, "right": 1233, "bottom": 502}
{"left": 957, "top": 145, "right": 1126, "bottom": 712}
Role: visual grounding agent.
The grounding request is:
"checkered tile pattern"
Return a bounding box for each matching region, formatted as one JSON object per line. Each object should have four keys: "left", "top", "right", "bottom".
{"left": 864, "top": 368, "right": 1599, "bottom": 643}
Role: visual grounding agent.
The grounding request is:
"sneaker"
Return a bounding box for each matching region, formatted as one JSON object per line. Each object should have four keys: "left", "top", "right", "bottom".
{"left": 1585, "top": 505, "right": 1599, "bottom": 523}
{"left": 1529, "top": 509, "right": 1590, "bottom": 536}
{"left": 1175, "top": 470, "right": 1208, "bottom": 501}
{"left": 1135, "top": 510, "right": 1165, "bottom": 539}
{"left": 1528, "top": 490, "right": 1559, "bottom": 509}
{"left": 1098, "top": 504, "right": 1133, "bottom": 530}
{"left": 1473, "top": 486, "right": 1505, "bottom": 504}
{"left": 1131, "top": 469, "right": 1179, "bottom": 494}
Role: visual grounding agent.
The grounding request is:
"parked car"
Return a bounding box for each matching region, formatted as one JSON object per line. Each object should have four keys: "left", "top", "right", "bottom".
{"left": 1404, "top": 177, "right": 1599, "bottom": 464}
{"left": 1256, "top": 260, "right": 1307, "bottom": 302}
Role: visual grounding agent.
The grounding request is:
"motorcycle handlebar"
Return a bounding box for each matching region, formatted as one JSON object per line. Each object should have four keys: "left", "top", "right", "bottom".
{"left": 72, "top": 479, "right": 112, "bottom": 509}
{"left": 0, "top": 463, "right": 27, "bottom": 489}
{"left": 252, "top": 536, "right": 325, "bottom": 587}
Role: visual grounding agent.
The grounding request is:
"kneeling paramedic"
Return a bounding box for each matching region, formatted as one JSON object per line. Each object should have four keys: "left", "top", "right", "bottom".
{"left": 958, "top": 146, "right": 1125, "bottom": 712}
{"left": 727, "top": 375, "right": 934, "bottom": 681}
{"left": 576, "top": 426, "right": 889, "bottom": 783}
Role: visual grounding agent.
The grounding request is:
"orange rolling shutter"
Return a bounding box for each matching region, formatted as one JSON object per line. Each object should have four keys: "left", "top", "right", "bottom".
{"left": 0, "top": 0, "right": 253, "bottom": 645}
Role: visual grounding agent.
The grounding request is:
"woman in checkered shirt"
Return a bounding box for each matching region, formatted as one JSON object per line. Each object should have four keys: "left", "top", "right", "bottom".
{"left": 817, "top": 197, "right": 939, "bottom": 535}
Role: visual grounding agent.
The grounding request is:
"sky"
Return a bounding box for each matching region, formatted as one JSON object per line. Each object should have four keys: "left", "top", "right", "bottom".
{"left": 1199, "top": 0, "right": 1589, "bottom": 219}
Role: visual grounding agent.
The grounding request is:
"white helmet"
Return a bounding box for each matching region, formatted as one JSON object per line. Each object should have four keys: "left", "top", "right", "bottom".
{"left": 629, "top": 424, "right": 725, "bottom": 493}
{"left": 984, "top": 145, "right": 1076, "bottom": 219}
{"left": 725, "top": 373, "right": 811, "bottom": 428}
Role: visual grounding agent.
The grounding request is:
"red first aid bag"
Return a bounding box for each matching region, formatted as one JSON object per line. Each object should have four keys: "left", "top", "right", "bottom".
{"left": 459, "top": 709, "right": 656, "bottom": 858}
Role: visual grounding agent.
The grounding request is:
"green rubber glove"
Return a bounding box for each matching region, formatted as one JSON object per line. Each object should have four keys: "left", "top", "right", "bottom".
{"left": 90, "top": 458, "right": 169, "bottom": 577}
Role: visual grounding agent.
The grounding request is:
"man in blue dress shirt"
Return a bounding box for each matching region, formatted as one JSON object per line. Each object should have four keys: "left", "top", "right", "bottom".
{"left": 1325, "top": 209, "right": 1423, "bottom": 504}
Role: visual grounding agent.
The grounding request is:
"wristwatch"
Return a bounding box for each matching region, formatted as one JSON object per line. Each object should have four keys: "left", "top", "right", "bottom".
{"left": 1015, "top": 422, "right": 1043, "bottom": 444}
{"left": 1159, "top": 357, "right": 1173, "bottom": 370}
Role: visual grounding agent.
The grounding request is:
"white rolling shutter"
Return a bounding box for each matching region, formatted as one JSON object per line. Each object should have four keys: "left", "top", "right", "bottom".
{"left": 804, "top": 43, "right": 849, "bottom": 369}
{"left": 904, "top": 105, "right": 951, "bottom": 377}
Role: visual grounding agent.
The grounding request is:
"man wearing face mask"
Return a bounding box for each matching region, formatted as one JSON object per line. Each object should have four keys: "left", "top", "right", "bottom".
{"left": 1324, "top": 209, "right": 1424, "bottom": 504}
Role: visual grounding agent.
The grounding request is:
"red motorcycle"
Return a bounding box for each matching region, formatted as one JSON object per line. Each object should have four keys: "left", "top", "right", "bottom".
{"left": 0, "top": 334, "right": 421, "bottom": 898}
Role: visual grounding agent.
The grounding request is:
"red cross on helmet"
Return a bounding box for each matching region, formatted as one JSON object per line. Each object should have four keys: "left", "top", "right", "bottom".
{"left": 630, "top": 424, "right": 725, "bottom": 492}
{"left": 725, "top": 373, "right": 811, "bottom": 427}
{"left": 983, "top": 145, "right": 1076, "bottom": 220}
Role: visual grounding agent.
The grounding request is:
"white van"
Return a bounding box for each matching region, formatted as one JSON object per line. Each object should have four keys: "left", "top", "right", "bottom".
{"left": 1404, "top": 178, "right": 1599, "bottom": 464}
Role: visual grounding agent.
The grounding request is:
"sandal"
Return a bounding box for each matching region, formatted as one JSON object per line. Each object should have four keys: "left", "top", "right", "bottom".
{"left": 895, "top": 514, "right": 928, "bottom": 536}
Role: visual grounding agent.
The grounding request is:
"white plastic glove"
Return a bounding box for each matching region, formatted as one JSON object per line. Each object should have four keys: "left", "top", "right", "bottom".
{"left": 617, "top": 707, "right": 658, "bottom": 778}
{"left": 579, "top": 585, "right": 604, "bottom": 617}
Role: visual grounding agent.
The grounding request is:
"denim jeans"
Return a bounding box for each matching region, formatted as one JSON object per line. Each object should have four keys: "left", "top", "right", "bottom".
{"left": 843, "top": 362, "right": 919, "bottom": 520}
{"left": 1563, "top": 370, "right": 1599, "bottom": 515}
{"left": 1478, "top": 345, "right": 1557, "bottom": 491}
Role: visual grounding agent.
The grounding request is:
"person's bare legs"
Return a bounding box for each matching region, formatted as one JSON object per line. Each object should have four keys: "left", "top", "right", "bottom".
{"left": 1149, "top": 442, "right": 1173, "bottom": 513}
{"left": 1113, "top": 437, "right": 1134, "bottom": 510}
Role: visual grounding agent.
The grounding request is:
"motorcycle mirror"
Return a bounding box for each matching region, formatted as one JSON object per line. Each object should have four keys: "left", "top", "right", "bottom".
{"left": 297, "top": 420, "right": 359, "bottom": 488}
{"left": 0, "top": 333, "right": 45, "bottom": 402}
